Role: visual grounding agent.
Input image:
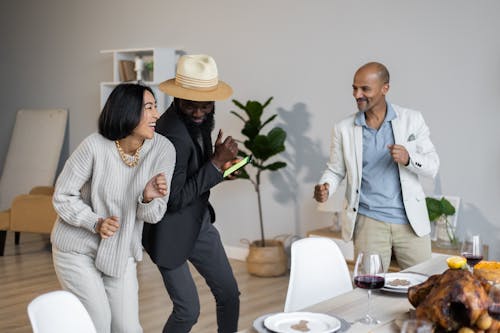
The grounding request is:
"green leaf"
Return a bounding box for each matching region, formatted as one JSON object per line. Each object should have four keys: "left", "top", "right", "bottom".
{"left": 256, "top": 128, "right": 286, "bottom": 161}
{"left": 426, "top": 196, "right": 456, "bottom": 221}
{"left": 425, "top": 197, "right": 442, "bottom": 221}
{"left": 267, "top": 127, "right": 286, "bottom": 150}
{"left": 429, "top": 210, "right": 441, "bottom": 222}
{"left": 237, "top": 149, "right": 249, "bottom": 157}
{"left": 232, "top": 99, "right": 246, "bottom": 111}
{"left": 251, "top": 135, "right": 271, "bottom": 160}
{"left": 263, "top": 161, "right": 287, "bottom": 171}
{"left": 230, "top": 110, "right": 246, "bottom": 123}
{"left": 242, "top": 122, "right": 260, "bottom": 141}
{"left": 243, "top": 139, "right": 255, "bottom": 153}
{"left": 440, "top": 197, "right": 456, "bottom": 216}
{"left": 245, "top": 101, "right": 263, "bottom": 124}
{"left": 262, "top": 96, "right": 273, "bottom": 109}
{"left": 260, "top": 114, "right": 278, "bottom": 130}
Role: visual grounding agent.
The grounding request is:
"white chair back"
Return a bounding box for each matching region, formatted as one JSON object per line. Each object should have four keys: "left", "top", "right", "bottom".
{"left": 27, "top": 290, "right": 96, "bottom": 333}
{"left": 284, "top": 237, "right": 353, "bottom": 312}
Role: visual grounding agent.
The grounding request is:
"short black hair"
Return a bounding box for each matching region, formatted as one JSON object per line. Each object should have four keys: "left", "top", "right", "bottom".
{"left": 98, "top": 83, "right": 155, "bottom": 140}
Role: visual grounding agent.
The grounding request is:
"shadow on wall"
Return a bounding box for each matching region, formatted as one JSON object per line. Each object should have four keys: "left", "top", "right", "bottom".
{"left": 458, "top": 202, "right": 500, "bottom": 261}
{"left": 269, "top": 102, "right": 327, "bottom": 236}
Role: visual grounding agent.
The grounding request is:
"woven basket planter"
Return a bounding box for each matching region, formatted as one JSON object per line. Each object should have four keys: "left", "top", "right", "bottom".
{"left": 246, "top": 239, "right": 287, "bottom": 277}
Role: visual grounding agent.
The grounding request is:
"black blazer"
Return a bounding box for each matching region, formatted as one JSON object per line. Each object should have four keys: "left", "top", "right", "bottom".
{"left": 142, "top": 105, "right": 223, "bottom": 269}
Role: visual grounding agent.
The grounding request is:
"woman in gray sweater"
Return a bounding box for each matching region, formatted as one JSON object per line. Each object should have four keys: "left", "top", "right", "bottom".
{"left": 51, "top": 84, "right": 176, "bottom": 333}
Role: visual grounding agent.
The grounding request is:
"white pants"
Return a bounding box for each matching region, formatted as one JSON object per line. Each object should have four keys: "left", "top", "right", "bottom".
{"left": 52, "top": 247, "right": 142, "bottom": 333}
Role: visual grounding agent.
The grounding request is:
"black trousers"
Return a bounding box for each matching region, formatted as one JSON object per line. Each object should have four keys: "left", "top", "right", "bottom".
{"left": 157, "top": 213, "right": 240, "bottom": 333}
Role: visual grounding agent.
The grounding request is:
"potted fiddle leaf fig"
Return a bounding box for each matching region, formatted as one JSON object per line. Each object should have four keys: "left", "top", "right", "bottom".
{"left": 426, "top": 196, "right": 457, "bottom": 248}
{"left": 230, "top": 97, "right": 287, "bottom": 277}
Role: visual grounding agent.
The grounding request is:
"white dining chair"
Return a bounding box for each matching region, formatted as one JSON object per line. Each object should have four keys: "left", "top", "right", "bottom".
{"left": 27, "top": 290, "right": 97, "bottom": 333}
{"left": 284, "top": 237, "right": 353, "bottom": 312}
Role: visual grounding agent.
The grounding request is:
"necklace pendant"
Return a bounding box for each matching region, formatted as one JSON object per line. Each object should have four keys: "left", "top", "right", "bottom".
{"left": 115, "top": 140, "right": 142, "bottom": 167}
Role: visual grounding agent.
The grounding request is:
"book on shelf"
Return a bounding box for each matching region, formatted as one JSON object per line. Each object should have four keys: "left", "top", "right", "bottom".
{"left": 119, "top": 60, "right": 136, "bottom": 82}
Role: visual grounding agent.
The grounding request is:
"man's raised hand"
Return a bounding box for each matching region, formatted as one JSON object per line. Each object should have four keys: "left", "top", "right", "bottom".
{"left": 314, "top": 183, "right": 330, "bottom": 203}
{"left": 212, "top": 129, "right": 238, "bottom": 170}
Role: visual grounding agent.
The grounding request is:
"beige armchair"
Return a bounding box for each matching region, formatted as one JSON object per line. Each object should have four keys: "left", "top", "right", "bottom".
{"left": 0, "top": 186, "right": 57, "bottom": 256}
{"left": 0, "top": 108, "right": 66, "bottom": 255}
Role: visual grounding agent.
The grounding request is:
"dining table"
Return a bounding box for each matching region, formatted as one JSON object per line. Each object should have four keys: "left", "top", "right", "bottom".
{"left": 238, "top": 253, "right": 451, "bottom": 333}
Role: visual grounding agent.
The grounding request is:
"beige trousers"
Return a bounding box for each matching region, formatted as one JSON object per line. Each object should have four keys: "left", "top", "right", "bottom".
{"left": 353, "top": 214, "right": 431, "bottom": 271}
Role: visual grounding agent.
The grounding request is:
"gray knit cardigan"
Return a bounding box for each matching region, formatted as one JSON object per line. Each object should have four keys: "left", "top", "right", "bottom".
{"left": 51, "top": 133, "right": 176, "bottom": 277}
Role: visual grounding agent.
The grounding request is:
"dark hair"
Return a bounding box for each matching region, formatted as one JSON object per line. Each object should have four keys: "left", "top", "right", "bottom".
{"left": 98, "top": 83, "right": 155, "bottom": 140}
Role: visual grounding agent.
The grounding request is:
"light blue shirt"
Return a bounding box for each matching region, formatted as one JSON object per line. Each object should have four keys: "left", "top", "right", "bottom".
{"left": 354, "top": 103, "right": 409, "bottom": 224}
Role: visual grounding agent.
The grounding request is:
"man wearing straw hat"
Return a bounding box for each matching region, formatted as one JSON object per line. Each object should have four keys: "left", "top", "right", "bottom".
{"left": 142, "top": 54, "right": 240, "bottom": 333}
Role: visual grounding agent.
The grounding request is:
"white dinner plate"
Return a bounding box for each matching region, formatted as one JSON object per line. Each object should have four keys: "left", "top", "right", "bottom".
{"left": 264, "top": 312, "right": 341, "bottom": 333}
{"left": 253, "top": 313, "right": 277, "bottom": 333}
{"left": 382, "top": 272, "right": 428, "bottom": 293}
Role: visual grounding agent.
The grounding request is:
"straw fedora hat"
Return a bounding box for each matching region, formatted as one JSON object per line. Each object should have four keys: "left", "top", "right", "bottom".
{"left": 159, "top": 54, "right": 232, "bottom": 101}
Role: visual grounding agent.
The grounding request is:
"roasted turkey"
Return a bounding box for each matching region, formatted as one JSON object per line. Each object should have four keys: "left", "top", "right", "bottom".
{"left": 408, "top": 268, "right": 500, "bottom": 332}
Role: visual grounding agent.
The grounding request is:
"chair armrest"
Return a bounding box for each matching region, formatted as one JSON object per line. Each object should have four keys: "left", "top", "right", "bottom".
{"left": 9, "top": 194, "right": 57, "bottom": 233}
{"left": 29, "top": 186, "right": 55, "bottom": 196}
{"left": 0, "top": 210, "right": 10, "bottom": 230}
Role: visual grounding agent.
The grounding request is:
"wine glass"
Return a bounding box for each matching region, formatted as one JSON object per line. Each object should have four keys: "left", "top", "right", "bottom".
{"left": 400, "top": 319, "right": 433, "bottom": 333}
{"left": 353, "top": 252, "right": 385, "bottom": 325}
{"left": 460, "top": 234, "right": 483, "bottom": 272}
{"left": 488, "top": 283, "right": 500, "bottom": 321}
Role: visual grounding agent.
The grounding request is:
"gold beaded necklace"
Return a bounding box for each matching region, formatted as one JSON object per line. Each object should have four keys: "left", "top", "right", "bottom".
{"left": 115, "top": 140, "right": 143, "bottom": 167}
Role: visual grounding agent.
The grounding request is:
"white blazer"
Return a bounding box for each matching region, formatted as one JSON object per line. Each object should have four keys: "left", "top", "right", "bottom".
{"left": 319, "top": 104, "right": 440, "bottom": 242}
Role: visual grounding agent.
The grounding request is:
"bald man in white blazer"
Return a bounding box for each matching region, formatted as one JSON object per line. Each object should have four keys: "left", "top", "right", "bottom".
{"left": 314, "top": 62, "right": 439, "bottom": 270}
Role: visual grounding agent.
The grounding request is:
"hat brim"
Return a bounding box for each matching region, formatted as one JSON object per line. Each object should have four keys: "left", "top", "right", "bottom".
{"left": 159, "top": 79, "right": 233, "bottom": 102}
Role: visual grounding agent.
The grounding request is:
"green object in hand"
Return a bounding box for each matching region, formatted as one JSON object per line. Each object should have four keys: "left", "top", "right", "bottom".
{"left": 223, "top": 155, "right": 252, "bottom": 178}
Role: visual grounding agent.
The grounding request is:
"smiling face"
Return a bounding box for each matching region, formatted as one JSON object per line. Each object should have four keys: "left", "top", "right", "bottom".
{"left": 352, "top": 63, "right": 389, "bottom": 113}
{"left": 177, "top": 99, "right": 215, "bottom": 125}
{"left": 131, "top": 90, "right": 159, "bottom": 140}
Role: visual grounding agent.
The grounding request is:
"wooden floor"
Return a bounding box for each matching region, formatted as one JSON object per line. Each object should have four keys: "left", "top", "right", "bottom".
{"left": 0, "top": 232, "right": 289, "bottom": 332}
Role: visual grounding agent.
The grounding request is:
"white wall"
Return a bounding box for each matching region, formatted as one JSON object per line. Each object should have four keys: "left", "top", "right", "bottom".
{"left": 1, "top": 0, "right": 499, "bottom": 259}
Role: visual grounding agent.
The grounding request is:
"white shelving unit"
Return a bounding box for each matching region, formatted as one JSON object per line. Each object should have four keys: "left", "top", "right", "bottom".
{"left": 100, "top": 47, "right": 179, "bottom": 113}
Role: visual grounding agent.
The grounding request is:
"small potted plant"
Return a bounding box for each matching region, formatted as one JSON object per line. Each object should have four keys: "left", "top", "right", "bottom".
{"left": 230, "top": 97, "right": 287, "bottom": 277}
{"left": 425, "top": 196, "right": 457, "bottom": 248}
{"left": 144, "top": 61, "right": 154, "bottom": 81}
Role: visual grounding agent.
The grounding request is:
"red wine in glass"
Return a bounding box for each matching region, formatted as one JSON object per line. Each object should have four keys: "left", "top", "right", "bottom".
{"left": 461, "top": 252, "right": 483, "bottom": 267}
{"left": 460, "top": 235, "right": 483, "bottom": 271}
{"left": 354, "top": 275, "right": 385, "bottom": 289}
{"left": 353, "top": 252, "right": 385, "bottom": 325}
{"left": 488, "top": 304, "right": 500, "bottom": 321}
